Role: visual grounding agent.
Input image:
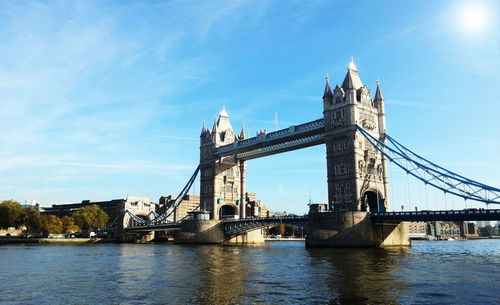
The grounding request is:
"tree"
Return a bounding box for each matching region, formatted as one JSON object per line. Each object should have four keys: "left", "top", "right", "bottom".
{"left": 277, "top": 224, "right": 286, "bottom": 236}
{"left": 73, "top": 204, "right": 109, "bottom": 230}
{"left": 22, "top": 207, "right": 41, "bottom": 235}
{"left": 0, "top": 200, "right": 24, "bottom": 229}
{"left": 40, "top": 215, "right": 63, "bottom": 236}
{"left": 61, "top": 216, "right": 80, "bottom": 233}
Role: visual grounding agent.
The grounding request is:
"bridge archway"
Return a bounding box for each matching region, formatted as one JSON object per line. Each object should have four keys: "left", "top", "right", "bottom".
{"left": 362, "top": 190, "right": 385, "bottom": 213}
{"left": 126, "top": 214, "right": 150, "bottom": 228}
{"left": 219, "top": 204, "right": 237, "bottom": 219}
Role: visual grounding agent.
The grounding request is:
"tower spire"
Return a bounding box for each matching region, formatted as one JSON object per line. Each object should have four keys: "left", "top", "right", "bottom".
{"left": 342, "top": 57, "right": 363, "bottom": 90}
{"left": 200, "top": 120, "right": 206, "bottom": 135}
{"left": 374, "top": 78, "right": 384, "bottom": 102}
{"left": 323, "top": 74, "right": 333, "bottom": 99}
{"left": 212, "top": 116, "right": 217, "bottom": 135}
{"left": 240, "top": 122, "right": 246, "bottom": 140}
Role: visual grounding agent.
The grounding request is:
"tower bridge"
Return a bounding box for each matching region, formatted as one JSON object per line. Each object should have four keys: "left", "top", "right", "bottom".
{"left": 123, "top": 60, "right": 500, "bottom": 246}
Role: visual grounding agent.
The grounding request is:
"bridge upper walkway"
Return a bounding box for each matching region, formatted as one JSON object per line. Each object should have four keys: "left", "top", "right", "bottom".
{"left": 215, "top": 118, "right": 325, "bottom": 160}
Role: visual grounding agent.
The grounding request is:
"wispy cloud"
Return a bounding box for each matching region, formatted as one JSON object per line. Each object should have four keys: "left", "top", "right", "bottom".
{"left": 374, "top": 26, "right": 418, "bottom": 43}
{"left": 386, "top": 99, "right": 450, "bottom": 109}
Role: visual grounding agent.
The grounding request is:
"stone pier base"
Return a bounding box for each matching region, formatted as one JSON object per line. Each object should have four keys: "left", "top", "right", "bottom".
{"left": 174, "top": 219, "right": 264, "bottom": 244}
{"left": 306, "top": 211, "right": 410, "bottom": 248}
{"left": 122, "top": 230, "right": 154, "bottom": 243}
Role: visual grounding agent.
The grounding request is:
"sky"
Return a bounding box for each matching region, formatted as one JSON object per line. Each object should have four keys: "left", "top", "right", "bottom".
{"left": 0, "top": 0, "right": 499, "bottom": 215}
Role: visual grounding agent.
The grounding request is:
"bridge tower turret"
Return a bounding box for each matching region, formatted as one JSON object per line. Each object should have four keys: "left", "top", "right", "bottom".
{"left": 323, "top": 59, "right": 389, "bottom": 213}
{"left": 200, "top": 107, "right": 245, "bottom": 220}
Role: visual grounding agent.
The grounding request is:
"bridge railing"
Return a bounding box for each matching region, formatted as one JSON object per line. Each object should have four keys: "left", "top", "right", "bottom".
{"left": 371, "top": 209, "right": 500, "bottom": 221}
{"left": 223, "top": 215, "right": 308, "bottom": 236}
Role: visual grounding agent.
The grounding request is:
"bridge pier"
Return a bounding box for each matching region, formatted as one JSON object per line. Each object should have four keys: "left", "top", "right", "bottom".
{"left": 174, "top": 219, "right": 264, "bottom": 244}
{"left": 306, "top": 212, "right": 410, "bottom": 247}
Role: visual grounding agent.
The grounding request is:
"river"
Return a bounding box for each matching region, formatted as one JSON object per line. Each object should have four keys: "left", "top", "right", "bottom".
{"left": 1, "top": 239, "right": 499, "bottom": 304}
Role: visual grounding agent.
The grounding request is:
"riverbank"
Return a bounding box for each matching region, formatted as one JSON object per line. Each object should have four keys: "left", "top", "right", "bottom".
{"left": 0, "top": 237, "right": 119, "bottom": 244}
{"left": 265, "top": 237, "right": 305, "bottom": 242}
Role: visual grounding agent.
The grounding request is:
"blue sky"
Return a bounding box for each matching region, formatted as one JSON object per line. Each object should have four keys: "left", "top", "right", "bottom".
{"left": 0, "top": 0, "right": 499, "bottom": 214}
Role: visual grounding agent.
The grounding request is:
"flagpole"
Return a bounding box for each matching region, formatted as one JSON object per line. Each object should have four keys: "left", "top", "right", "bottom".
{"left": 274, "top": 112, "right": 277, "bottom": 132}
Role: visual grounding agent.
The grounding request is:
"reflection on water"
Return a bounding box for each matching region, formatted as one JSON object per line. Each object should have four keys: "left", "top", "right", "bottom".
{"left": 0, "top": 240, "right": 500, "bottom": 304}
{"left": 307, "top": 247, "right": 410, "bottom": 304}
{"left": 194, "top": 246, "right": 247, "bottom": 304}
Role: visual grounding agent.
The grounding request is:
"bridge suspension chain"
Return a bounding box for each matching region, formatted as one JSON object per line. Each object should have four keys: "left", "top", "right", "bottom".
{"left": 126, "top": 165, "right": 201, "bottom": 226}
{"left": 356, "top": 124, "right": 500, "bottom": 205}
{"left": 150, "top": 164, "right": 200, "bottom": 225}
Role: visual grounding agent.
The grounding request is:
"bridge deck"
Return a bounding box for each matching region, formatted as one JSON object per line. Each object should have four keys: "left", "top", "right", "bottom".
{"left": 371, "top": 209, "right": 500, "bottom": 222}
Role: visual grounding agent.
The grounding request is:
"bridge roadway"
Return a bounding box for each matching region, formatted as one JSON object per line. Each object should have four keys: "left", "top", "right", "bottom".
{"left": 124, "top": 210, "right": 500, "bottom": 234}
{"left": 124, "top": 215, "right": 308, "bottom": 234}
{"left": 371, "top": 209, "right": 500, "bottom": 222}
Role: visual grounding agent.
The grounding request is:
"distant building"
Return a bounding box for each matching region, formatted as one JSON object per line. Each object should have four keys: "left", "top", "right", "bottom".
{"left": 245, "top": 193, "right": 270, "bottom": 217}
{"left": 436, "top": 221, "right": 461, "bottom": 239}
{"left": 158, "top": 192, "right": 270, "bottom": 221}
{"left": 460, "top": 222, "right": 479, "bottom": 238}
{"left": 22, "top": 200, "right": 40, "bottom": 212}
{"left": 158, "top": 194, "right": 200, "bottom": 222}
{"left": 309, "top": 203, "right": 328, "bottom": 214}
{"left": 408, "top": 222, "right": 427, "bottom": 239}
{"left": 42, "top": 196, "right": 154, "bottom": 230}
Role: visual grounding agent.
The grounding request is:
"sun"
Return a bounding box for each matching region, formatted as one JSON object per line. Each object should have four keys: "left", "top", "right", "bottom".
{"left": 457, "top": 3, "right": 490, "bottom": 34}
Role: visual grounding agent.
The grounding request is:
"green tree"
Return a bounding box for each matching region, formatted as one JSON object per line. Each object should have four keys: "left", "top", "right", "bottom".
{"left": 61, "top": 216, "right": 80, "bottom": 233}
{"left": 73, "top": 204, "right": 109, "bottom": 230}
{"left": 22, "top": 207, "right": 41, "bottom": 235}
{"left": 0, "top": 200, "right": 24, "bottom": 229}
{"left": 40, "top": 215, "right": 63, "bottom": 236}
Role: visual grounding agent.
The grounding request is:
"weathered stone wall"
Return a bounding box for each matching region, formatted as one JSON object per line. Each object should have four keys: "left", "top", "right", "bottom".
{"left": 174, "top": 219, "right": 265, "bottom": 244}
{"left": 306, "top": 212, "right": 410, "bottom": 247}
{"left": 174, "top": 219, "right": 225, "bottom": 244}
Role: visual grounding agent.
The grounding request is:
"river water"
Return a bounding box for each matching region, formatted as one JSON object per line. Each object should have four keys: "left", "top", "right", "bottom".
{"left": 1, "top": 240, "right": 499, "bottom": 305}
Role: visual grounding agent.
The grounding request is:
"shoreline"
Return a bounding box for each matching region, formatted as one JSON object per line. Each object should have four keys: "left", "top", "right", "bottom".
{"left": 0, "top": 237, "right": 120, "bottom": 244}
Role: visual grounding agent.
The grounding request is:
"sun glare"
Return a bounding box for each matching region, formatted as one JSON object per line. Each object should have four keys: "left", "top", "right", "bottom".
{"left": 457, "top": 3, "right": 490, "bottom": 34}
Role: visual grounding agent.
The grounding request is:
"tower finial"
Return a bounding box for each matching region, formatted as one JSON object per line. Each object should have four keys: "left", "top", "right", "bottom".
{"left": 374, "top": 78, "right": 384, "bottom": 102}
{"left": 348, "top": 56, "right": 357, "bottom": 71}
{"left": 212, "top": 116, "right": 217, "bottom": 134}
{"left": 219, "top": 106, "right": 228, "bottom": 117}
{"left": 323, "top": 73, "right": 333, "bottom": 99}
{"left": 200, "top": 120, "right": 207, "bottom": 135}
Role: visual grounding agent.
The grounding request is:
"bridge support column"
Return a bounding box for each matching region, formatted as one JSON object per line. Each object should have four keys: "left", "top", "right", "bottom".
{"left": 174, "top": 219, "right": 265, "bottom": 244}
{"left": 306, "top": 212, "right": 410, "bottom": 247}
{"left": 239, "top": 160, "right": 246, "bottom": 219}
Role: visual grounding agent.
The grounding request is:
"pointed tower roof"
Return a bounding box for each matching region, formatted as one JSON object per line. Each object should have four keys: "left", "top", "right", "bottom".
{"left": 323, "top": 74, "right": 333, "bottom": 99}
{"left": 211, "top": 116, "right": 217, "bottom": 135}
{"left": 219, "top": 106, "right": 228, "bottom": 118}
{"left": 341, "top": 57, "right": 363, "bottom": 90}
{"left": 374, "top": 79, "right": 384, "bottom": 101}
{"left": 200, "top": 120, "right": 206, "bottom": 136}
{"left": 216, "top": 106, "right": 234, "bottom": 133}
{"left": 240, "top": 123, "right": 246, "bottom": 140}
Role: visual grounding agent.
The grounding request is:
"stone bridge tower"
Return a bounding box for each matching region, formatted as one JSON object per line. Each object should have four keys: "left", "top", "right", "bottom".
{"left": 322, "top": 59, "right": 389, "bottom": 213}
{"left": 200, "top": 107, "right": 246, "bottom": 220}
